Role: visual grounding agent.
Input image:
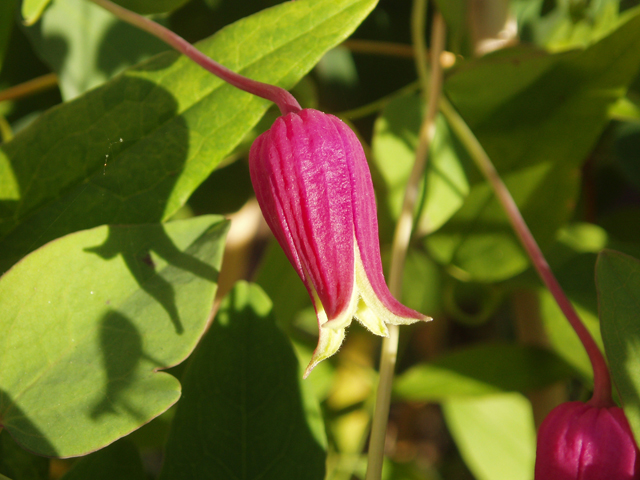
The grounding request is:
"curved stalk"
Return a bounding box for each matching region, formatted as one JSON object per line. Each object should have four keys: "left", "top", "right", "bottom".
{"left": 88, "top": 0, "right": 301, "bottom": 115}
{"left": 439, "top": 97, "right": 612, "bottom": 408}
{"left": 365, "top": 8, "right": 446, "bottom": 480}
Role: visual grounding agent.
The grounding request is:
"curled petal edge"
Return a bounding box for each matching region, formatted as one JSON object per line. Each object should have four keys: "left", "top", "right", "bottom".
{"left": 303, "top": 243, "right": 432, "bottom": 378}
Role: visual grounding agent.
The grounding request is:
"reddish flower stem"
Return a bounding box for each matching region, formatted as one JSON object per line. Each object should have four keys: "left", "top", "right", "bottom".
{"left": 439, "top": 98, "right": 613, "bottom": 408}
{"left": 89, "top": 0, "right": 302, "bottom": 116}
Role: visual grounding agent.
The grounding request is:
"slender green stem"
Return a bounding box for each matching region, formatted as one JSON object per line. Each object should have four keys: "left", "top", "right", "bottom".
{"left": 88, "top": 0, "right": 301, "bottom": 115}
{"left": 439, "top": 97, "right": 613, "bottom": 408}
{"left": 412, "top": 0, "right": 430, "bottom": 98}
{"left": 365, "top": 8, "right": 446, "bottom": 480}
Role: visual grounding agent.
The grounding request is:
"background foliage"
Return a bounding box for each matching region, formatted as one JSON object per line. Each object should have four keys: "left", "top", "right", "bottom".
{"left": 1, "top": 0, "right": 640, "bottom": 479}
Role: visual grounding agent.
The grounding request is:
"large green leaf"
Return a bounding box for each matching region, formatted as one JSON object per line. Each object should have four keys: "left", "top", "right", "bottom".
{"left": 597, "top": 249, "right": 640, "bottom": 445}
{"left": 60, "top": 440, "right": 145, "bottom": 480}
{"left": 255, "top": 239, "right": 311, "bottom": 332}
{"left": 0, "top": 0, "right": 378, "bottom": 272}
{"left": 394, "top": 343, "right": 574, "bottom": 401}
{"left": 372, "top": 94, "right": 470, "bottom": 236}
{"left": 427, "top": 10, "right": 640, "bottom": 281}
{"left": 159, "top": 282, "right": 327, "bottom": 480}
{"left": 23, "top": 0, "right": 168, "bottom": 100}
{"left": 0, "top": 216, "right": 228, "bottom": 457}
{"left": 443, "top": 393, "right": 536, "bottom": 480}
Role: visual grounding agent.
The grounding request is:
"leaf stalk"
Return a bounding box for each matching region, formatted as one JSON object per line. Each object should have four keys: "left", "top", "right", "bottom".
{"left": 88, "top": 0, "right": 302, "bottom": 115}
{"left": 439, "top": 97, "right": 613, "bottom": 408}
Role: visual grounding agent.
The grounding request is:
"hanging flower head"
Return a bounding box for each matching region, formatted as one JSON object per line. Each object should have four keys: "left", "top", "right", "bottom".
{"left": 249, "top": 108, "right": 430, "bottom": 377}
{"left": 535, "top": 401, "right": 640, "bottom": 479}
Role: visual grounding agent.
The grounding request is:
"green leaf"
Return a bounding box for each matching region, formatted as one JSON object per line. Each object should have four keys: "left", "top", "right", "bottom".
{"left": 597, "top": 249, "right": 640, "bottom": 445}
{"left": 21, "top": 0, "right": 51, "bottom": 26}
{"left": 443, "top": 393, "right": 536, "bottom": 480}
{"left": 427, "top": 11, "right": 640, "bottom": 281}
{"left": 0, "top": 216, "right": 228, "bottom": 457}
{"left": 0, "top": 430, "right": 48, "bottom": 480}
{"left": 399, "top": 248, "right": 443, "bottom": 316}
{"left": 394, "top": 343, "right": 574, "bottom": 401}
{"left": 0, "top": 0, "right": 379, "bottom": 272}
{"left": 60, "top": 440, "right": 145, "bottom": 480}
{"left": 372, "top": 94, "right": 470, "bottom": 235}
{"left": 516, "top": 0, "right": 622, "bottom": 51}
{"left": 111, "top": 0, "right": 190, "bottom": 15}
{"left": 159, "top": 282, "right": 327, "bottom": 480}
{"left": 255, "top": 239, "right": 312, "bottom": 332}
{"left": 23, "top": 0, "right": 168, "bottom": 100}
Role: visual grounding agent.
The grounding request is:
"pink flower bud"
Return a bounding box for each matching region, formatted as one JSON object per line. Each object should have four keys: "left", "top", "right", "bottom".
{"left": 249, "top": 109, "right": 430, "bottom": 377}
{"left": 535, "top": 401, "right": 640, "bottom": 479}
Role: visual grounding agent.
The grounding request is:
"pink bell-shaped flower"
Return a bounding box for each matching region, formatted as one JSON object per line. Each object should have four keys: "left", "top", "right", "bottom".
{"left": 249, "top": 108, "right": 430, "bottom": 377}
{"left": 535, "top": 401, "right": 640, "bottom": 479}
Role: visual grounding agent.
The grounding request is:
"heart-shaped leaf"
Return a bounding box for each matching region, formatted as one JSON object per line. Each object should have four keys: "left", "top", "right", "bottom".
{"left": 0, "top": 216, "right": 228, "bottom": 457}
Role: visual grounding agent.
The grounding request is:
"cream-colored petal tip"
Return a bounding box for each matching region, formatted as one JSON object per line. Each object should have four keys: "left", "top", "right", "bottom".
{"left": 303, "top": 325, "right": 346, "bottom": 378}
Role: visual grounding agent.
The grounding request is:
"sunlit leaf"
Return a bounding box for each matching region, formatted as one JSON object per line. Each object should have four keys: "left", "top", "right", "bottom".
{"left": 0, "top": 0, "right": 379, "bottom": 272}
{"left": 372, "top": 93, "right": 470, "bottom": 236}
{"left": 21, "top": 0, "right": 51, "bottom": 26}
{"left": 0, "top": 216, "right": 228, "bottom": 457}
{"left": 443, "top": 393, "right": 536, "bottom": 480}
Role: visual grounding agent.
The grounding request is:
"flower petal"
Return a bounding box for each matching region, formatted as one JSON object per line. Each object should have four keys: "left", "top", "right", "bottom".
{"left": 250, "top": 111, "right": 358, "bottom": 322}
{"left": 304, "top": 286, "right": 348, "bottom": 379}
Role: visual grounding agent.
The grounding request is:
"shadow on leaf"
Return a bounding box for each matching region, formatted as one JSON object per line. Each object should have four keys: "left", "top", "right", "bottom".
{"left": 85, "top": 224, "right": 220, "bottom": 334}
{"left": 0, "top": 389, "right": 57, "bottom": 458}
{"left": 90, "top": 310, "right": 164, "bottom": 421}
